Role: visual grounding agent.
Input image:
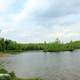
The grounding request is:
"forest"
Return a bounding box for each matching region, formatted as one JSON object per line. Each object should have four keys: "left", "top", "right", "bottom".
{"left": 0, "top": 38, "right": 80, "bottom": 53}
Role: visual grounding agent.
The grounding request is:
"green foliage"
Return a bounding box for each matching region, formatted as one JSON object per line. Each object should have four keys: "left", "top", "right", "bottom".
{"left": 0, "top": 69, "right": 11, "bottom": 80}
{"left": 0, "top": 76, "right": 11, "bottom": 80}
{"left": 9, "top": 71, "right": 16, "bottom": 80}
{"left": 0, "top": 68, "right": 8, "bottom": 73}
{"left": 0, "top": 38, "right": 80, "bottom": 52}
{"left": 0, "top": 69, "right": 17, "bottom": 80}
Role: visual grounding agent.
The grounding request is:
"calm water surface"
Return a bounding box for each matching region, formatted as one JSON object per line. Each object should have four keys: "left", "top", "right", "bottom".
{"left": 0, "top": 50, "right": 80, "bottom": 80}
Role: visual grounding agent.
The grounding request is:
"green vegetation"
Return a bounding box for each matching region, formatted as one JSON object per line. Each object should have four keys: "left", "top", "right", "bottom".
{"left": 0, "top": 69, "right": 42, "bottom": 80}
{"left": 0, "top": 68, "right": 8, "bottom": 73}
{"left": 0, "top": 38, "right": 80, "bottom": 53}
{"left": 0, "top": 68, "right": 16, "bottom": 80}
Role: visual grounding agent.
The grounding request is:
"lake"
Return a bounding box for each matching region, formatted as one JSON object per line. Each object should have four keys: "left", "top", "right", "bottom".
{"left": 0, "top": 50, "right": 80, "bottom": 80}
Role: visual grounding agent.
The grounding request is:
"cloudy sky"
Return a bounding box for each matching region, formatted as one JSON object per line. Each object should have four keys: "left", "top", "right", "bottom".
{"left": 0, "top": 0, "right": 80, "bottom": 43}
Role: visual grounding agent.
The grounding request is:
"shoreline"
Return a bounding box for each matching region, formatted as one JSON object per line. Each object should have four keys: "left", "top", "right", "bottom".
{"left": 0, "top": 48, "right": 80, "bottom": 57}
{"left": 0, "top": 52, "right": 11, "bottom": 57}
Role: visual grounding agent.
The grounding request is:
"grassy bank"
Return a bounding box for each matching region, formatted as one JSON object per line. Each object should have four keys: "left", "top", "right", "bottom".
{"left": 0, "top": 38, "right": 80, "bottom": 53}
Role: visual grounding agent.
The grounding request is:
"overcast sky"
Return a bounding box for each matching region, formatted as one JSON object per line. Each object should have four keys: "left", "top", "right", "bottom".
{"left": 0, "top": 0, "right": 80, "bottom": 43}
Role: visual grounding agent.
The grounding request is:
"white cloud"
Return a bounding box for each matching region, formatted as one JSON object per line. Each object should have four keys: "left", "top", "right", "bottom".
{"left": 12, "top": 0, "right": 50, "bottom": 23}
{"left": 0, "top": 0, "right": 15, "bottom": 12}
{"left": 0, "top": 0, "right": 80, "bottom": 43}
{"left": 47, "top": 22, "right": 80, "bottom": 42}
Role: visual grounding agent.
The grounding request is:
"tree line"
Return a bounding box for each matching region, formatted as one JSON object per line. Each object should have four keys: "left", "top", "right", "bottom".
{"left": 0, "top": 38, "right": 80, "bottom": 53}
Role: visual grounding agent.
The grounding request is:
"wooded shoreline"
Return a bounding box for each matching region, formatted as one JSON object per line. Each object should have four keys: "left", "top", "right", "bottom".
{"left": 0, "top": 38, "right": 80, "bottom": 53}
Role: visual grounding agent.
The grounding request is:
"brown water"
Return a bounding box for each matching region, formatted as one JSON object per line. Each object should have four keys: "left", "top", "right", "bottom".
{"left": 0, "top": 50, "right": 80, "bottom": 80}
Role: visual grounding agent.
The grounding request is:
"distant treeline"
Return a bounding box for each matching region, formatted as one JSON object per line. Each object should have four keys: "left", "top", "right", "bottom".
{"left": 0, "top": 38, "right": 80, "bottom": 53}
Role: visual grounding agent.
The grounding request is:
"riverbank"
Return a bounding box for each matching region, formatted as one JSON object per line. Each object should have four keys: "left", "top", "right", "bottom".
{"left": 0, "top": 52, "right": 11, "bottom": 57}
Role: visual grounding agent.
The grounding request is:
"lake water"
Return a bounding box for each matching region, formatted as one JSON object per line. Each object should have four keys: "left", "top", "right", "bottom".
{"left": 0, "top": 50, "right": 80, "bottom": 80}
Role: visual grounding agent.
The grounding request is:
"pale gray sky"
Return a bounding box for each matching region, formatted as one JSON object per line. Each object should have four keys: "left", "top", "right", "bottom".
{"left": 0, "top": 0, "right": 80, "bottom": 43}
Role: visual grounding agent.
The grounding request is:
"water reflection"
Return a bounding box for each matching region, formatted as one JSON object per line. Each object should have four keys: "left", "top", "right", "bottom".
{"left": 0, "top": 51, "right": 80, "bottom": 80}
